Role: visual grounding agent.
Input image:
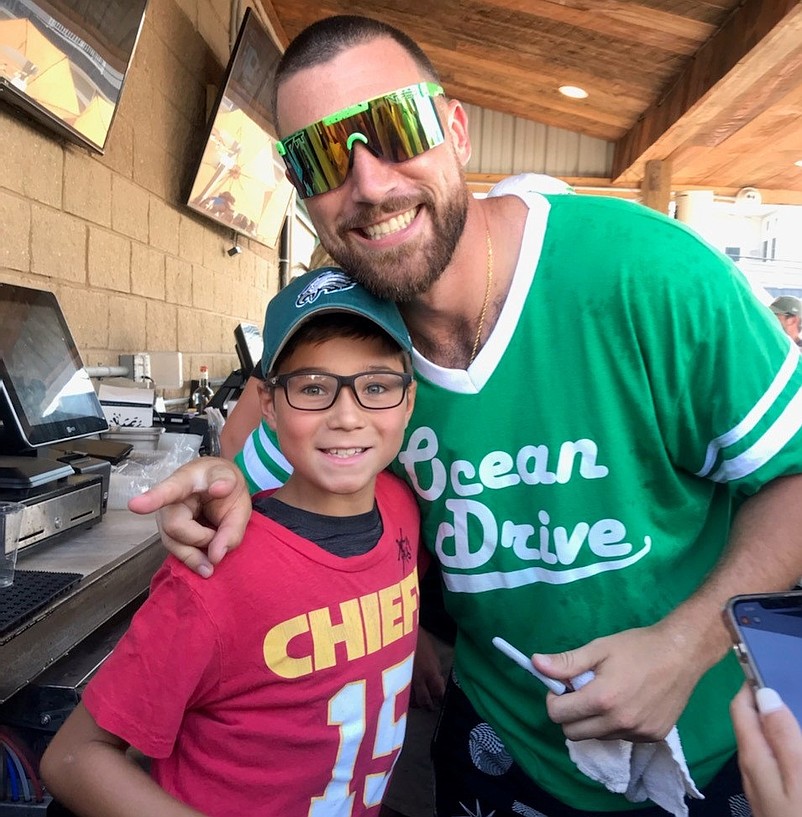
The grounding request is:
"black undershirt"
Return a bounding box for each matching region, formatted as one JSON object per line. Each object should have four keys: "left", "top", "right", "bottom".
{"left": 252, "top": 495, "right": 383, "bottom": 557}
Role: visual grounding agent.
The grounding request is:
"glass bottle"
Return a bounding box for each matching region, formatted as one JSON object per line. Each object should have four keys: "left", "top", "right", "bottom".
{"left": 190, "top": 365, "right": 214, "bottom": 413}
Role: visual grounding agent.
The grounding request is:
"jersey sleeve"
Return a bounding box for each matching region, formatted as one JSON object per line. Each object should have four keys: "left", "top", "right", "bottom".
{"left": 624, "top": 212, "right": 802, "bottom": 496}
{"left": 235, "top": 419, "right": 293, "bottom": 493}
{"left": 81, "top": 562, "right": 221, "bottom": 758}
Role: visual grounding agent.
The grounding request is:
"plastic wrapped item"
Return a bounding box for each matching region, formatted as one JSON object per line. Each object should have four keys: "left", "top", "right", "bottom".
{"left": 107, "top": 434, "right": 201, "bottom": 510}
{"left": 101, "top": 425, "right": 164, "bottom": 451}
{"left": 158, "top": 432, "right": 202, "bottom": 454}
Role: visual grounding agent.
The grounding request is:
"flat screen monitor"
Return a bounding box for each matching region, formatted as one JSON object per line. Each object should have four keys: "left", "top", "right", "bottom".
{"left": 186, "top": 7, "right": 293, "bottom": 249}
{"left": 234, "top": 322, "right": 263, "bottom": 375}
{"left": 0, "top": 282, "right": 107, "bottom": 451}
{"left": 0, "top": 0, "right": 148, "bottom": 153}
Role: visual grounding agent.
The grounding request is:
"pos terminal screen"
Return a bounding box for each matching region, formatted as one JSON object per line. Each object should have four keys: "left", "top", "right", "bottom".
{"left": 0, "top": 283, "right": 107, "bottom": 449}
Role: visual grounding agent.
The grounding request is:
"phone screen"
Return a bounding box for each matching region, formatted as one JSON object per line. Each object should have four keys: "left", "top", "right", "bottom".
{"left": 730, "top": 594, "right": 802, "bottom": 724}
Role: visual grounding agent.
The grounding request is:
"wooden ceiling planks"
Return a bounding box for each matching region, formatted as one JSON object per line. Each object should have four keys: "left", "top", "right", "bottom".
{"left": 612, "top": 0, "right": 802, "bottom": 185}
{"left": 479, "top": 0, "right": 714, "bottom": 52}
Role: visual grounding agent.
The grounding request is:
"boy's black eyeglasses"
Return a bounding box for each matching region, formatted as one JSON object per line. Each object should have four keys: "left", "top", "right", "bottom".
{"left": 268, "top": 371, "right": 413, "bottom": 411}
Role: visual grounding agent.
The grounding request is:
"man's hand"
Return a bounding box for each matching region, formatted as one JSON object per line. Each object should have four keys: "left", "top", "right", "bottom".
{"left": 731, "top": 684, "right": 802, "bottom": 817}
{"left": 410, "top": 629, "right": 448, "bottom": 710}
{"left": 535, "top": 475, "right": 802, "bottom": 743}
{"left": 532, "top": 620, "right": 706, "bottom": 742}
{"left": 128, "top": 458, "right": 251, "bottom": 577}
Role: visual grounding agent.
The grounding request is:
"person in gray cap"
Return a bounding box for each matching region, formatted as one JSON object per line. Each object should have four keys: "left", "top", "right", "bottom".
{"left": 770, "top": 296, "right": 802, "bottom": 347}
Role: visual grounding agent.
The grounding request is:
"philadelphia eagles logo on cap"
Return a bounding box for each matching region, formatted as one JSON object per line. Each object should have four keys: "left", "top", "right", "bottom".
{"left": 296, "top": 269, "right": 356, "bottom": 307}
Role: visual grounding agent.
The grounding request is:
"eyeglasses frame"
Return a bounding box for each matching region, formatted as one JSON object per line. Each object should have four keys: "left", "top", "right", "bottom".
{"left": 267, "top": 370, "right": 414, "bottom": 411}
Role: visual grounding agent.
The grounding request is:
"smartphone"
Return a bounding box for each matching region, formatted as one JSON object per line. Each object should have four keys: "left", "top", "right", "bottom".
{"left": 724, "top": 590, "right": 802, "bottom": 723}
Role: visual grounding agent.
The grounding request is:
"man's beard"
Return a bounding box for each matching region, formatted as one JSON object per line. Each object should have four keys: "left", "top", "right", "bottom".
{"left": 323, "top": 182, "right": 469, "bottom": 302}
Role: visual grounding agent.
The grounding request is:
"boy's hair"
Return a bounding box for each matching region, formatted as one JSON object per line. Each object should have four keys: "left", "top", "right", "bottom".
{"left": 271, "top": 15, "right": 440, "bottom": 126}
{"left": 269, "top": 312, "right": 412, "bottom": 378}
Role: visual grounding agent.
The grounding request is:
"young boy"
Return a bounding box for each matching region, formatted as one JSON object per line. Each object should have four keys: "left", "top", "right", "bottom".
{"left": 41, "top": 268, "right": 422, "bottom": 817}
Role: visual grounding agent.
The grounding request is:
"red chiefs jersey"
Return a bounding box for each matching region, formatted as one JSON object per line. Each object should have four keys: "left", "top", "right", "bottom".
{"left": 83, "top": 471, "right": 422, "bottom": 817}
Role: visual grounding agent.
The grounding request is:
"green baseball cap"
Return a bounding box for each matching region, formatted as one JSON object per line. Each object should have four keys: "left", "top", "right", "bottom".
{"left": 261, "top": 267, "right": 412, "bottom": 376}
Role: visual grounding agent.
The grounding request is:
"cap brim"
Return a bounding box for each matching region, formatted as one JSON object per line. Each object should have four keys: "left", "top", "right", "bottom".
{"left": 265, "top": 305, "right": 410, "bottom": 374}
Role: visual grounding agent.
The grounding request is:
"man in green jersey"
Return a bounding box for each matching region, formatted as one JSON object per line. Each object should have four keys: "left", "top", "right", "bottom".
{"left": 135, "top": 15, "right": 802, "bottom": 817}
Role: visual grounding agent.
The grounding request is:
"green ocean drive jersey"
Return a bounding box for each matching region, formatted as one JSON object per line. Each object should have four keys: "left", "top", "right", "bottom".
{"left": 236, "top": 192, "right": 802, "bottom": 811}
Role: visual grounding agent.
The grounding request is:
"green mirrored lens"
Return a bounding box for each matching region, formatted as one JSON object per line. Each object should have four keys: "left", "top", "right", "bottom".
{"left": 278, "top": 83, "right": 445, "bottom": 198}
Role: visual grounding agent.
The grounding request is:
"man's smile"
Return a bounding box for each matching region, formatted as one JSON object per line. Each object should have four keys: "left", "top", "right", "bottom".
{"left": 361, "top": 207, "right": 419, "bottom": 240}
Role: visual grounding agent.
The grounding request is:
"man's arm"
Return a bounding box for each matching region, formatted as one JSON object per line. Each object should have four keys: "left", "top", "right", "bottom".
{"left": 219, "top": 375, "right": 262, "bottom": 459}
{"left": 533, "top": 474, "right": 802, "bottom": 742}
{"left": 40, "top": 704, "right": 205, "bottom": 817}
{"left": 128, "top": 458, "right": 251, "bottom": 577}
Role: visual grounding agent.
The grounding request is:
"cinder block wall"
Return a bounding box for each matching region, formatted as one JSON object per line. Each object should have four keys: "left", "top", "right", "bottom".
{"left": 0, "top": 0, "right": 279, "bottom": 399}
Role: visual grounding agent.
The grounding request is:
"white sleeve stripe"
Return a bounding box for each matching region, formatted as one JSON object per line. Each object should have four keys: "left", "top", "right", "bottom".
{"left": 709, "top": 384, "right": 802, "bottom": 482}
{"left": 241, "top": 435, "right": 285, "bottom": 491}
{"left": 696, "top": 345, "right": 800, "bottom": 477}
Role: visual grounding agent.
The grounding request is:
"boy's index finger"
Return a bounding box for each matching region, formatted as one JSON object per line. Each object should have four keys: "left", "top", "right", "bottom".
{"left": 127, "top": 460, "right": 241, "bottom": 514}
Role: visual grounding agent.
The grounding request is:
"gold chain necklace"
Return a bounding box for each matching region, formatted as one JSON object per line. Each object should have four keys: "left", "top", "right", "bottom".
{"left": 469, "top": 228, "right": 494, "bottom": 365}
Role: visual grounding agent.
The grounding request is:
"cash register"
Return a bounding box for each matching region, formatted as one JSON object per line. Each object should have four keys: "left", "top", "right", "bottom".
{"left": 0, "top": 283, "right": 111, "bottom": 554}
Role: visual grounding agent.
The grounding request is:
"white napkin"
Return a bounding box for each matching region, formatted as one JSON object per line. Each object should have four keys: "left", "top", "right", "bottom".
{"left": 564, "top": 673, "right": 703, "bottom": 817}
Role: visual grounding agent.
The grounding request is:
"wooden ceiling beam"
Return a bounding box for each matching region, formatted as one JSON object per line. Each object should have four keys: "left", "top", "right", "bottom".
{"left": 449, "top": 22, "right": 677, "bottom": 85}
{"left": 437, "top": 41, "right": 653, "bottom": 103}
{"left": 479, "top": 0, "right": 715, "bottom": 51}
{"left": 612, "top": 0, "right": 802, "bottom": 184}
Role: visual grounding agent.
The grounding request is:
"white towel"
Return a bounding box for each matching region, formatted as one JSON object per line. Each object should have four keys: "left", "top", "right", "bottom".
{"left": 564, "top": 673, "right": 703, "bottom": 817}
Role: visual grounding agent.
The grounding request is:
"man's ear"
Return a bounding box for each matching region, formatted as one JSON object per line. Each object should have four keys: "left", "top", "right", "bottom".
{"left": 258, "top": 381, "right": 278, "bottom": 431}
{"left": 445, "top": 99, "right": 472, "bottom": 167}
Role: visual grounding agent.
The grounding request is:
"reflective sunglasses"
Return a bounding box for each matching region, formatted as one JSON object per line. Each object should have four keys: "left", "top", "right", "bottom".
{"left": 268, "top": 371, "right": 413, "bottom": 411}
{"left": 276, "top": 82, "right": 445, "bottom": 199}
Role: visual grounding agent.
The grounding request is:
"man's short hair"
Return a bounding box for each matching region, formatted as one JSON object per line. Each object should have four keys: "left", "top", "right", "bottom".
{"left": 770, "top": 295, "right": 802, "bottom": 317}
{"left": 270, "top": 15, "right": 440, "bottom": 126}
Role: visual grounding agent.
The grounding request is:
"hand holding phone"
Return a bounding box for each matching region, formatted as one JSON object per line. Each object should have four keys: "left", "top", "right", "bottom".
{"left": 723, "top": 590, "right": 802, "bottom": 725}
{"left": 731, "top": 684, "right": 802, "bottom": 817}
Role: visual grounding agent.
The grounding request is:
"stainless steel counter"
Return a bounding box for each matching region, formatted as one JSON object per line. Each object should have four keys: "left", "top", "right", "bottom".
{"left": 0, "top": 511, "right": 163, "bottom": 702}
